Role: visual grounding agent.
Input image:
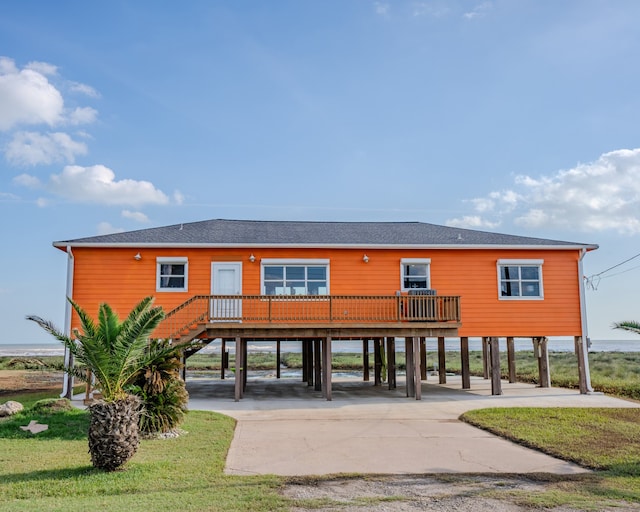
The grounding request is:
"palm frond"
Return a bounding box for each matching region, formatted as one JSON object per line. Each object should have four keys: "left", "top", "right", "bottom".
{"left": 69, "top": 298, "right": 98, "bottom": 339}
{"left": 25, "top": 315, "right": 77, "bottom": 354}
{"left": 612, "top": 320, "right": 640, "bottom": 335}
{"left": 98, "top": 303, "right": 121, "bottom": 355}
{"left": 115, "top": 299, "right": 166, "bottom": 386}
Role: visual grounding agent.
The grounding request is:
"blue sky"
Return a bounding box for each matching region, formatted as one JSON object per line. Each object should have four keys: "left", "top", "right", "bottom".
{"left": 1, "top": 0, "right": 639, "bottom": 344}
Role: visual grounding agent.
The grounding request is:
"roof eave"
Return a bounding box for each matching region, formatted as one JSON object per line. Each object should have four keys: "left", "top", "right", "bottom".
{"left": 53, "top": 241, "right": 599, "bottom": 251}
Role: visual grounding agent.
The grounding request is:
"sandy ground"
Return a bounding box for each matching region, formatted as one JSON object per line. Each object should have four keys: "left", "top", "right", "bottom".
{"left": 282, "top": 473, "right": 640, "bottom": 511}
{"left": 283, "top": 475, "right": 602, "bottom": 511}
{"left": 2, "top": 369, "right": 639, "bottom": 511}
{"left": 0, "top": 369, "right": 64, "bottom": 396}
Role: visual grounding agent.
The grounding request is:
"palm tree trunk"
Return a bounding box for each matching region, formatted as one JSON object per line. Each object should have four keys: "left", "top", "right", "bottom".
{"left": 88, "top": 395, "right": 142, "bottom": 471}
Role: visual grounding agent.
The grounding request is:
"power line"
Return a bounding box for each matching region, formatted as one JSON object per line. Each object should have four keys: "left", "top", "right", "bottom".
{"left": 598, "top": 264, "right": 640, "bottom": 280}
{"left": 585, "top": 250, "right": 640, "bottom": 290}
{"left": 590, "top": 251, "right": 640, "bottom": 278}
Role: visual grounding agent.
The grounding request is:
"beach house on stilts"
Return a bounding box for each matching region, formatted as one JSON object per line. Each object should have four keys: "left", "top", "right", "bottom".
{"left": 53, "top": 219, "right": 597, "bottom": 401}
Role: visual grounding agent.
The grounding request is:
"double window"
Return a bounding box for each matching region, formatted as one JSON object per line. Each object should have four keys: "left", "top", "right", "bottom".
{"left": 262, "top": 260, "right": 329, "bottom": 295}
{"left": 401, "top": 259, "right": 431, "bottom": 291}
{"left": 498, "top": 260, "right": 543, "bottom": 299}
{"left": 156, "top": 257, "right": 188, "bottom": 292}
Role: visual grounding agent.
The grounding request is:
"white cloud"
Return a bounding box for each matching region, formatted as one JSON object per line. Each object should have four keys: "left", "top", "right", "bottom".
{"left": 36, "top": 197, "right": 49, "bottom": 207}
{"left": 13, "top": 173, "right": 41, "bottom": 187}
{"left": 374, "top": 2, "right": 389, "bottom": 15}
{"left": 43, "top": 165, "right": 170, "bottom": 207}
{"left": 463, "top": 1, "right": 492, "bottom": 20}
{"left": 446, "top": 215, "right": 500, "bottom": 229}
{"left": 69, "top": 82, "right": 100, "bottom": 98}
{"left": 173, "top": 190, "right": 185, "bottom": 204}
{"left": 470, "top": 197, "right": 495, "bottom": 213}
{"left": 66, "top": 106, "right": 98, "bottom": 125}
{"left": 447, "top": 148, "right": 640, "bottom": 234}
{"left": 412, "top": 2, "right": 450, "bottom": 18}
{"left": 0, "top": 58, "right": 17, "bottom": 74}
{"left": 0, "top": 192, "right": 20, "bottom": 201}
{"left": 75, "top": 130, "right": 94, "bottom": 140}
{"left": 0, "top": 57, "right": 99, "bottom": 167}
{"left": 25, "top": 61, "right": 58, "bottom": 76}
{"left": 122, "top": 209, "right": 150, "bottom": 223}
{"left": 6, "top": 131, "right": 88, "bottom": 166}
{"left": 0, "top": 57, "right": 64, "bottom": 131}
{"left": 97, "top": 222, "right": 125, "bottom": 235}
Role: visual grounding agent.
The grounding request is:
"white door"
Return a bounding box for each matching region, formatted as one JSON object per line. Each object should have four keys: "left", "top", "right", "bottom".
{"left": 211, "top": 262, "right": 242, "bottom": 321}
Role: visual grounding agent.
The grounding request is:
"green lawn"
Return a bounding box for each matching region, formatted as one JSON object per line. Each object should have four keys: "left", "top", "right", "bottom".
{"left": 3, "top": 393, "right": 640, "bottom": 510}
{"left": 3, "top": 350, "right": 640, "bottom": 510}
{"left": 0, "top": 394, "right": 286, "bottom": 512}
{"left": 461, "top": 407, "right": 640, "bottom": 508}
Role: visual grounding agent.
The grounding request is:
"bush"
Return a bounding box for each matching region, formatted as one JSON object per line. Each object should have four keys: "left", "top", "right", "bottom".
{"left": 132, "top": 378, "right": 189, "bottom": 434}
{"left": 31, "top": 398, "right": 73, "bottom": 414}
{"left": 128, "top": 340, "right": 189, "bottom": 434}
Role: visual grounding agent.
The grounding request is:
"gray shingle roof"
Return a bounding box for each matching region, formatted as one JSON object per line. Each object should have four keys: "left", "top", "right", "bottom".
{"left": 53, "top": 219, "right": 597, "bottom": 249}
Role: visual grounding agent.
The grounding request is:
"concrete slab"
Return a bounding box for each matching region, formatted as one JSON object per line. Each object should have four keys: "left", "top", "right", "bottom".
{"left": 186, "top": 375, "right": 639, "bottom": 476}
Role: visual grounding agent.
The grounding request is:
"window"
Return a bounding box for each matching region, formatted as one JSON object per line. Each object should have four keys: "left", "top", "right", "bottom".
{"left": 262, "top": 259, "right": 329, "bottom": 295}
{"left": 497, "top": 259, "right": 543, "bottom": 299}
{"left": 401, "top": 258, "right": 431, "bottom": 291}
{"left": 156, "top": 257, "right": 188, "bottom": 292}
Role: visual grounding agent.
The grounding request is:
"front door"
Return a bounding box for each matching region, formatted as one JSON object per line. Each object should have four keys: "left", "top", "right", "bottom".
{"left": 211, "top": 262, "right": 242, "bottom": 321}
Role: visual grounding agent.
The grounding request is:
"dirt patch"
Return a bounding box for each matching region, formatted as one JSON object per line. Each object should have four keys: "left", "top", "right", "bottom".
{"left": 0, "top": 369, "right": 64, "bottom": 397}
{"left": 283, "top": 475, "right": 635, "bottom": 511}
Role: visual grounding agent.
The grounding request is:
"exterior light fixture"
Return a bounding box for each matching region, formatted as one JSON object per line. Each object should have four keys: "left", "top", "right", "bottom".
{"left": 363, "top": 254, "right": 369, "bottom": 263}
{"left": 134, "top": 252, "right": 142, "bottom": 261}
{"left": 249, "top": 254, "right": 256, "bottom": 263}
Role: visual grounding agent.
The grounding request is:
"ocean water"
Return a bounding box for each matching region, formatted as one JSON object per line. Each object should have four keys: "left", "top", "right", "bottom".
{"left": 1, "top": 338, "right": 638, "bottom": 357}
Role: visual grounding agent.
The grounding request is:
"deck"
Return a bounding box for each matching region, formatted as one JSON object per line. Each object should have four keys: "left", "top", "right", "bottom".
{"left": 155, "top": 294, "right": 462, "bottom": 343}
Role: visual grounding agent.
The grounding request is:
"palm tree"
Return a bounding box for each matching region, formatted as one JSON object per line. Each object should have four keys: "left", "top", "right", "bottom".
{"left": 27, "top": 296, "right": 176, "bottom": 471}
{"left": 612, "top": 320, "right": 640, "bottom": 335}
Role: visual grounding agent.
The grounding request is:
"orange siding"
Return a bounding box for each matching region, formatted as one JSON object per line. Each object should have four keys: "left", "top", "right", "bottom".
{"left": 67, "top": 246, "right": 584, "bottom": 337}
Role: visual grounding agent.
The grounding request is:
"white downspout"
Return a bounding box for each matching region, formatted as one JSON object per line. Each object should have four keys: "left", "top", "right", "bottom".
{"left": 60, "top": 245, "right": 75, "bottom": 399}
{"left": 578, "top": 248, "right": 594, "bottom": 392}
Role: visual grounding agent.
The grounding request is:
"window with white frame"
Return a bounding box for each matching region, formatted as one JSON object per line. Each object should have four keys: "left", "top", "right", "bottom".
{"left": 156, "top": 257, "right": 188, "bottom": 292}
{"left": 497, "top": 259, "right": 543, "bottom": 299}
{"left": 262, "top": 259, "right": 329, "bottom": 295}
{"left": 401, "top": 259, "right": 431, "bottom": 291}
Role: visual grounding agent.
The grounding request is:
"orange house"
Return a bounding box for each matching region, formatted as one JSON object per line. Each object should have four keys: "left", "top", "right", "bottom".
{"left": 54, "top": 219, "right": 597, "bottom": 401}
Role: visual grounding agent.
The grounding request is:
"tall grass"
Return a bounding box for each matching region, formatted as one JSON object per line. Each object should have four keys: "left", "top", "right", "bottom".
{"left": 5, "top": 349, "right": 640, "bottom": 400}
{"left": 442, "top": 351, "right": 640, "bottom": 400}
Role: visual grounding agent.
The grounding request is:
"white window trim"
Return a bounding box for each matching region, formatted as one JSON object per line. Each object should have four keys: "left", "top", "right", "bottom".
{"left": 496, "top": 259, "right": 544, "bottom": 300}
{"left": 156, "top": 257, "right": 188, "bottom": 292}
{"left": 400, "top": 258, "right": 432, "bottom": 292}
{"left": 261, "top": 259, "right": 330, "bottom": 295}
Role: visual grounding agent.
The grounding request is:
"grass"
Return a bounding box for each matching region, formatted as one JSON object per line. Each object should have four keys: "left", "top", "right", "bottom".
{"left": 0, "top": 391, "right": 287, "bottom": 512}
{"left": 461, "top": 407, "right": 640, "bottom": 508}
{"left": 9, "top": 350, "right": 640, "bottom": 399}
{"left": 0, "top": 356, "right": 66, "bottom": 370}
{"left": 189, "top": 349, "right": 640, "bottom": 400}
{"left": 3, "top": 391, "right": 640, "bottom": 511}
{"left": 442, "top": 350, "right": 640, "bottom": 400}
{"left": 3, "top": 350, "right": 640, "bottom": 509}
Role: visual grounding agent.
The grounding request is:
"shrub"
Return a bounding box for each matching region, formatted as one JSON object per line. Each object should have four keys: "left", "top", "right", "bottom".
{"left": 31, "top": 398, "right": 74, "bottom": 414}
{"left": 128, "top": 340, "right": 189, "bottom": 434}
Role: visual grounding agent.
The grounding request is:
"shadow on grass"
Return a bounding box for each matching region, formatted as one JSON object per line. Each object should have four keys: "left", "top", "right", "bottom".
{"left": 1, "top": 465, "right": 96, "bottom": 483}
{"left": 0, "top": 409, "right": 89, "bottom": 441}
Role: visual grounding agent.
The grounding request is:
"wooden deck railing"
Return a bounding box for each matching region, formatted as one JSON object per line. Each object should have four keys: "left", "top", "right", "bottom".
{"left": 155, "top": 294, "right": 461, "bottom": 341}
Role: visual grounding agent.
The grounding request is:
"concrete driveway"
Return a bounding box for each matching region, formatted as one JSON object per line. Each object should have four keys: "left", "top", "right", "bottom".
{"left": 186, "top": 375, "right": 639, "bottom": 476}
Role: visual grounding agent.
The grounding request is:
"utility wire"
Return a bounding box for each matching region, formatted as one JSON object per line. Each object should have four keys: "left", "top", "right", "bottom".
{"left": 585, "top": 251, "right": 640, "bottom": 290}
{"left": 598, "top": 264, "right": 640, "bottom": 280}
{"left": 590, "top": 251, "right": 640, "bottom": 278}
